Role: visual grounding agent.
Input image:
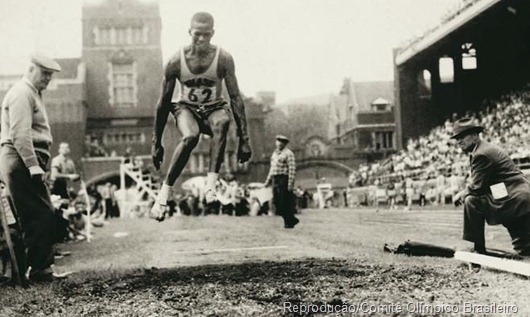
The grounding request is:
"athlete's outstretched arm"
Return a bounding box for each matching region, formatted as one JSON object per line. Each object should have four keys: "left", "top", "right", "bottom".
{"left": 222, "top": 52, "right": 252, "bottom": 163}
{"left": 152, "top": 59, "right": 179, "bottom": 170}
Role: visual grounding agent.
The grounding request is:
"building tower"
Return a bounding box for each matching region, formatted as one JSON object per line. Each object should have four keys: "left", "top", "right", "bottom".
{"left": 82, "top": 0, "right": 163, "bottom": 156}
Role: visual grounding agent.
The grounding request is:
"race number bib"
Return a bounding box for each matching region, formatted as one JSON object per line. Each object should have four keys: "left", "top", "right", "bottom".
{"left": 181, "top": 86, "right": 217, "bottom": 105}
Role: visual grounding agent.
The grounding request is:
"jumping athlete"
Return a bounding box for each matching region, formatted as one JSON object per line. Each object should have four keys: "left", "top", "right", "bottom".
{"left": 151, "top": 12, "right": 252, "bottom": 220}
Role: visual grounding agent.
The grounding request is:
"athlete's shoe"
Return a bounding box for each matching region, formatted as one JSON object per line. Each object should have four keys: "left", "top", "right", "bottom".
{"left": 150, "top": 202, "right": 166, "bottom": 222}
{"left": 151, "top": 184, "right": 171, "bottom": 221}
{"left": 204, "top": 188, "right": 217, "bottom": 204}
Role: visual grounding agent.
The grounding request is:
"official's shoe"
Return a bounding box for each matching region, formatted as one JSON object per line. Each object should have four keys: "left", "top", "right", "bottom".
{"left": 284, "top": 217, "right": 300, "bottom": 229}
{"left": 29, "top": 273, "right": 69, "bottom": 283}
{"left": 0, "top": 276, "right": 30, "bottom": 288}
{"left": 56, "top": 250, "right": 72, "bottom": 257}
{"left": 29, "top": 269, "right": 72, "bottom": 283}
{"left": 54, "top": 250, "right": 72, "bottom": 260}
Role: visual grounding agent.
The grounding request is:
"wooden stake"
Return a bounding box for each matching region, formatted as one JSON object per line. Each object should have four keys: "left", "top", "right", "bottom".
{"left": 454, "top": 251, "right": 530, "bottom": 277}
{"left": 80, "top": 180, "right": 92, "bottom": 243}
{"left": 0, "top": 188, "right": 22, "bottom": 286}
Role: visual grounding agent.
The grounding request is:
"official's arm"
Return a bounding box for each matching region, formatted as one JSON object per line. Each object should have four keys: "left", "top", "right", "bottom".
{"left": 287, "top": 151, "right": 296, "bottom": 191}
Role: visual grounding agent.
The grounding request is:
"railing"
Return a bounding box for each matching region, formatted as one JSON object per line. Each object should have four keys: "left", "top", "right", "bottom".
{"left": 119, "top": 160, "right": 160, "bottom": 218}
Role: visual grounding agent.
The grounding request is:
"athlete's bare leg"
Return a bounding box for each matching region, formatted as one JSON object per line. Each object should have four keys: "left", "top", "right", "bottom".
{"left": 165, "top": 110, "right": 200, "bottom": 185}
{"left": 204, "top": 109, "right": 231, "bottom": 202}
{"left": 151, "top": 109, "right": 200, "bottom": 220}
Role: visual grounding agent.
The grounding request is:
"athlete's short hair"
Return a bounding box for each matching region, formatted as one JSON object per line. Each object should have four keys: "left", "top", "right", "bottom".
{"left": 191, "top": 12, "right": 214, "bottom": 28}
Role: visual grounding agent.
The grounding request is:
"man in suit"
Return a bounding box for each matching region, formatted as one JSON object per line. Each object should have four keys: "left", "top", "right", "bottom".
{"left": 452, "top": 118, "right": 530, "bottom": 256}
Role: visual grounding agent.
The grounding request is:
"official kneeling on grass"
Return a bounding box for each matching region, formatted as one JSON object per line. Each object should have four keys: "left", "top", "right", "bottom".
{"left": 452, "top": 118, "right": 530, "bottom": 256}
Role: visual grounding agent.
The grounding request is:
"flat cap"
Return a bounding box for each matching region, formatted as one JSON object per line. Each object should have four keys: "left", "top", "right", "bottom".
{"left": 276, "top": 135, "right": 289, "bottom": 143}
{"left": 31, "top": 52, "right": 61, "bottom": 72}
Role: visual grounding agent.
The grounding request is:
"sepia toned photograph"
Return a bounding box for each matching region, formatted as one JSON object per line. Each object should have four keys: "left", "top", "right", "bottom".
{"left": 1, "top": 0, "right": 529, "bottom": 315}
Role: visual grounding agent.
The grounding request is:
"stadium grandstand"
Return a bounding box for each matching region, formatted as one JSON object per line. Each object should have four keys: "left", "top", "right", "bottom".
{"left": 346, "top": 0, "right": 530, "bottom": 205}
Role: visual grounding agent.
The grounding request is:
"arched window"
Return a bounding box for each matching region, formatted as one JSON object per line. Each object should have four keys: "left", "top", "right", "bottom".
{"left": 418, "top": 69, "right": 431, "bottom": 98}
{"left": 439, "top": 57, "right": 454, "bottom": 83}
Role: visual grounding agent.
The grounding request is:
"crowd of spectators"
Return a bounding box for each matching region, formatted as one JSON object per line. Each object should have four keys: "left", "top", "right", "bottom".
{"left": 119, "top": 171, "right": 314, "bottom": 220}
{"left": 347, "top": 90, "right": 530, "bottom": 209}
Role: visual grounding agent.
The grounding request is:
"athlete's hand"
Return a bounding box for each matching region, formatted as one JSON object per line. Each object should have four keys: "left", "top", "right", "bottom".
{"left": 152, "top": 144, "right": 164, "bottom": 170}
{"left": 237, "top": 138, "right": 252, "bottom": 163}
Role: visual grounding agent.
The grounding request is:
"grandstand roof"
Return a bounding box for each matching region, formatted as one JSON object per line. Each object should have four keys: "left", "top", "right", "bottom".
{"left": 395, "top": 0, "right": 502, "bottom": 66}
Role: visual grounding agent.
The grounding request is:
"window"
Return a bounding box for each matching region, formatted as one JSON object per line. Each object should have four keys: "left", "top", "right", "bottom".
{"left": 95, "top": 25, "right": 146, "bottom": 46}
{"left": 461, "top": 43, "right": 477, "bottom": 70}
{"left": 115, "top": 27, "right": 128, "bottom": 45}
{"left": 132, "top": 27, "right": 145, "bottom": 44}
{"left": 110, "top": 63, "right": 137, "bottom": 107}
{"left": 98, "top": 28, "right": 112, "bottom": 45}
{"left": 374, "top": 131, "right": 394, "bottom": 150}
{"left": 374, "top": 104, "right": 387, "bottom": 111}
{"left": 439, "top": 57, "right": 454, "bottom": 83}
{"left": 104, "top": 132, "right": 145, "bottom": 144}
{"left": 418, "top": 69, "right": 432, "bottom": 98}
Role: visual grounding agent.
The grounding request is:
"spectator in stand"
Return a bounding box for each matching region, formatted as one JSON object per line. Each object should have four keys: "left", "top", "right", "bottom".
{"left": 403, "top": 176, "right": 414, "bottom": 210}
{"left": 50, "top": 142, "right": 80, "bottom": 200}
{"left": 89, "top": 137, "right": 107, "bottom": 157}
{"left": 100, "top": 183, "right": 113, "bottom": 219}
{"left": 109, "top": 184, "right": 120, "bottom": 218}
{"left": 435, "top": 171, "right": 446, "bottom": 205}
{"left": 386, "top": 181, "right": 397, "bottom": 210}
{"left": 123, "top": 146, "right": 134, "bottom": 165}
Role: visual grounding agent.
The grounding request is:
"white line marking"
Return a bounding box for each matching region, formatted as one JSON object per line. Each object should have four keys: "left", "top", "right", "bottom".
{"left": 173, "top": 245, "right": 289, "bottom": 255}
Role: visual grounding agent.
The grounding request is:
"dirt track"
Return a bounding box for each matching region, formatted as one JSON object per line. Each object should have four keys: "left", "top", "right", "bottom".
{"left": 54, "top": 258, "right": 491, "bottom": 316}
{"left": 1, "top": 208, "right": 529, "bottom": 316}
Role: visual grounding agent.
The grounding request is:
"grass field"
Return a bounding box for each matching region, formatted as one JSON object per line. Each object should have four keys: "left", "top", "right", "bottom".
{"left": 0, "top": 207, "right": 528, "bottom": 316}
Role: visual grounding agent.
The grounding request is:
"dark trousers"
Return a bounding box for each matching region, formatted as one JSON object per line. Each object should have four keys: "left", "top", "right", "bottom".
{"left": 272, "top": 175, "right": 297, "bottom": 226}
{"left": 0, "top": 146, "right": 55, "bottom": 276}
{"left": 463, "top": 195, "right": 530, "bottom": 255}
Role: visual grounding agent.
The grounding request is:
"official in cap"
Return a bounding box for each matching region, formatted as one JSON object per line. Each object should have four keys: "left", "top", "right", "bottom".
{"left": 31, "top": 52, "right": 62, "bottom": 72}
{"left": 0, "top": 52, "right": 66, "bottom": 283}
{"left": 265, "top": 133, "right": 299, "bottom": 228}
{"left": 276, "top": 135, "right": 289, "bottom": 143}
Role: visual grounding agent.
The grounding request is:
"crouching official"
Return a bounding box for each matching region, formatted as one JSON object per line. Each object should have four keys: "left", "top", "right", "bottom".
{"left": 0, "top": 53, "right": 67, "bottom": 282}
{"left": 452, "top": 118, "right": 530, "bottom": 256}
